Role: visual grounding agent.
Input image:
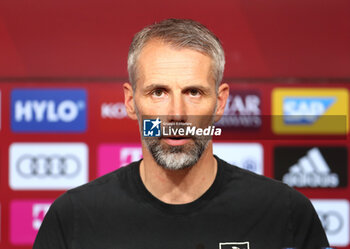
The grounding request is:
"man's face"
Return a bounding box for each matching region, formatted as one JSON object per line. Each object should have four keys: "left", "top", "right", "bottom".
{"left": 125, "top": 39, "right": 228, "bottom": 170}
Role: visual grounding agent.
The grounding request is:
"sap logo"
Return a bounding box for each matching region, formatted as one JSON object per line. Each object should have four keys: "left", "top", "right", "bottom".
{"left": 101, "top": 102, "right": 128, "bottom": 119}
{"left": 283, "top": 97, "right": 335, "bottom": 124}
{"left": 11, "top": 89, "right": 87, "bottom": 132}
{"left": 272, "top": 88, "right": 348, "bottom": 134}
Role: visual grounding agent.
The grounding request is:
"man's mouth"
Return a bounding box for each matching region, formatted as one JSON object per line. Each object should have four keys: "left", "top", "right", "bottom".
{"left": 162, "top": 136, "right": 192, "bottom": 146}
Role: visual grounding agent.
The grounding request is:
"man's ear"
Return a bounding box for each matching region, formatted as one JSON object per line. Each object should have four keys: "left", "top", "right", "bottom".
{"left": 123, "top": 82, "right": 138, "bottom": 120}
{"left": 214, "top": 83, "right": 229, "bottom": 123}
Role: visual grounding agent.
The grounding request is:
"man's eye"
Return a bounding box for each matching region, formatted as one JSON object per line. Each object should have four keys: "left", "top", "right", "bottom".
{"left": 152, "top": 89, "right": 165, "bottom": 97}
{"left": 189, "top": 89, "right": 201, "bottom": 96}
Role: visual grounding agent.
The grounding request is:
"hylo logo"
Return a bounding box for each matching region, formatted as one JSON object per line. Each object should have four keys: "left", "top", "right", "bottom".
{"left": 15, "top": 100, "right": 84, "bottom": 122}
{"left": 11, "top": 89, "right": 87, "bottom": 132}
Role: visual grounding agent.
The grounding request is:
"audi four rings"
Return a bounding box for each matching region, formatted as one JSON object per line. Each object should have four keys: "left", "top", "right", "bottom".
{"left": 16, "top": 154, "right": 81, "bottom": 178}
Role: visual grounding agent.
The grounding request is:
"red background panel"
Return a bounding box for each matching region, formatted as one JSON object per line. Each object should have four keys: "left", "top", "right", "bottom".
{"left": 0, "top": 0, "right": 350, "bottom": 247}
{"left": 0, "top": 0, "right": 349, "bottom": 79}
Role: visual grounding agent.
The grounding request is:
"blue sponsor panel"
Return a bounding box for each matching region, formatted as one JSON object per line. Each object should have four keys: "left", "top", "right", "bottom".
{"left": 11, "top": 89, "right": 87, "bottom": 132}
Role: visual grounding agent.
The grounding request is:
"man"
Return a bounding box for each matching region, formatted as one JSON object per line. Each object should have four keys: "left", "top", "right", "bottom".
{"left": 33, "top": 19, "right": 329, "bottom": 249}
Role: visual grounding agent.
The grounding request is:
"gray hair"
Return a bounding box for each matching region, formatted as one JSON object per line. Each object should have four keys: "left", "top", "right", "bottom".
{"left": 127, "top": 19, "right": 225, "bottom": 90}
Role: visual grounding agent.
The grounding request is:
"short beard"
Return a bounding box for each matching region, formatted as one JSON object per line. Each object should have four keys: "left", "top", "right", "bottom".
{"left": 135, "top": 100, "right": 216, "bottom": 170}
{"left": 144, "top": 136, "right": 210, "bottom": 170}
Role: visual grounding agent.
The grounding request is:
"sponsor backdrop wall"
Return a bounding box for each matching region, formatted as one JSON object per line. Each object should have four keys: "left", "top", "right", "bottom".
{"left": 0, "top": 82, "right": 348, "bottom": 248}
{"left": 1, "top": 0, "right": 350, "bottom": 248}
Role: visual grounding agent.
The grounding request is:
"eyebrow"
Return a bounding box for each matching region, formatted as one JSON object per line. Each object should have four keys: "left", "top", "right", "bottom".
{"left": 181, "top": 85, "right": 211, "bottom": 94}
{"left": 143, "top": 84, "right": 169, "bottom": 92}
{"left": 142, "top": 83, "right": 212, "bottom": 94}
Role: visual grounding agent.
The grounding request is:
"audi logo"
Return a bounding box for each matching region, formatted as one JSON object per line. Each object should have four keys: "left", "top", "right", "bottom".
{"left": 318, "top": 210, "right": 343, "bottom": 235}
{"left": 16, "top": 154, "right": 81, "bottom": 178}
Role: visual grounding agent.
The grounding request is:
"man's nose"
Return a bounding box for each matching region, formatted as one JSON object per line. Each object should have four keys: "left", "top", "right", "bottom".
{"left": 167, "top": 93, "right": 187, "bottom": 122}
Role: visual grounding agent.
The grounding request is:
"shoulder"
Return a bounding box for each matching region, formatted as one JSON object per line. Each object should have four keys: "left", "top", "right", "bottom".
{"left": 52, "top": 160, "right": 140, "bottom": 208}
{"left": 216, "top": 156, "right": 312, "bottom": 209}
{"left": 217, "top": 155, "right": 289, "bottom": 192}
{"left": 70, "top": 160, "right": 138, "bottom": 193}
{"left": 216, "top": 156, "right": 320, "bottom": 235}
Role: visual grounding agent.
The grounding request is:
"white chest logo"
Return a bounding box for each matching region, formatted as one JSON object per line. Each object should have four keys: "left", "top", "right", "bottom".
{"left": 219, "top": 242, "right": 250, "bottom": 249}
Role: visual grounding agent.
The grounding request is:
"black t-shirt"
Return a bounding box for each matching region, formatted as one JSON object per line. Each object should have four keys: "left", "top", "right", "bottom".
{"left": 33, "top": 156, "right": 329, "bottom": 249}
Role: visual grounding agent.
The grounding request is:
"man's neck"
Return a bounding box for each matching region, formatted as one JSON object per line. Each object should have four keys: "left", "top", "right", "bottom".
{"left": 139, "top": 142, "right": 217, "bottom": 204}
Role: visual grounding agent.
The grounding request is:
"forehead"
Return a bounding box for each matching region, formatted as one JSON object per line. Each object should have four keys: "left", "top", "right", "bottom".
{"left": 136, "top": 39, "right": 213, "bottom": 87}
